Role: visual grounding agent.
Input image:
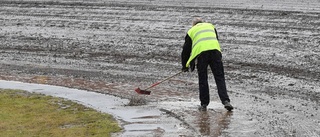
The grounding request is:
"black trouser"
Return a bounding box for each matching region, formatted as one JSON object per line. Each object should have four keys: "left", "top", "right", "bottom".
{"left": 197, "top": 50, "right": 230, "bottom": 106}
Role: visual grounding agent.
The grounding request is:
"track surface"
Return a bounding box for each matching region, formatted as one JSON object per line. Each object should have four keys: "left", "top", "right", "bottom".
{"left": 1, "top": 0, "right": 320, "bottom": 136}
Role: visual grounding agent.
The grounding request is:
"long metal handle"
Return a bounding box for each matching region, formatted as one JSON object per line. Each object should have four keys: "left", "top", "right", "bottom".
{"left": 145, "top": 71, "right": 183, "bottom": 90}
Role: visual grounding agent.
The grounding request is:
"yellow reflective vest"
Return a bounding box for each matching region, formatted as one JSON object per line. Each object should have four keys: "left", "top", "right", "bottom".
{"left": 186, "top": 23, "right": 221, "bottom": 67}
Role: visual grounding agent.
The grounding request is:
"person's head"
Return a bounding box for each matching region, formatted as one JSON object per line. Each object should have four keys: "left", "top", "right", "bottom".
{"left": 192, "top": 17, "right": 203, "bottom": 26}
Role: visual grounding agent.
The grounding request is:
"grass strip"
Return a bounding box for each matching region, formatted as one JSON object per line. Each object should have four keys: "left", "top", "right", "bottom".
{"left": 0, "top": 88, "right": 121, "bottom": 137}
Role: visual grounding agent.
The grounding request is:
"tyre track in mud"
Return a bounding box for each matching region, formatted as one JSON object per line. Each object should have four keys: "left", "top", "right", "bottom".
{"left": 1, "top": 0, "right": 320, "bottom": 136}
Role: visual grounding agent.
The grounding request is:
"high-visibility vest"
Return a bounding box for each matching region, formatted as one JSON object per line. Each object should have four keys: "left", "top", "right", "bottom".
{"left": 185, "top": 23, "right": 221, "bottom": 67}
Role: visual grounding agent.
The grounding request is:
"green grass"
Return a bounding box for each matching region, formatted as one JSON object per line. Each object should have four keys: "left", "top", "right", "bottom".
{"left": 0, "top": 89, "right": 121, "bottom": 137}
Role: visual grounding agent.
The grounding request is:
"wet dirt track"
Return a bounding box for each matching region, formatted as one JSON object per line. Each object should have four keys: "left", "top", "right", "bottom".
{"left": 0, "top": 0, "right": 320, "bottom": 136}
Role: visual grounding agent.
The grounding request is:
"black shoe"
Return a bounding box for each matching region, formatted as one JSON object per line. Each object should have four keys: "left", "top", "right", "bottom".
{"left": 224, "top": 101, "right": 234, "bottom": 111}
{"left": 198, "top": 105, "right": 207, "bottom": 111}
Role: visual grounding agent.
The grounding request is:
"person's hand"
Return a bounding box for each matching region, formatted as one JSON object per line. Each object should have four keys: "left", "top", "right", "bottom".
{"left": 181, "top": 67, "right": 189, "bottom": 72}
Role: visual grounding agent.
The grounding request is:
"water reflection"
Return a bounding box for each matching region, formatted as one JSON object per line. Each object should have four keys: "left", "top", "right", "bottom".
{"left": 198, "top": 112, "right": 211, "bottom": 135}
{"left": 197, "top": 110, "right": 233, "bottom": 137}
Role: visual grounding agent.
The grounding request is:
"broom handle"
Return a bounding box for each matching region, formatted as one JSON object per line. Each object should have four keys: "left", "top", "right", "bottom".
{"left": 145, "top": 71, "right": 183, "bottom": 90}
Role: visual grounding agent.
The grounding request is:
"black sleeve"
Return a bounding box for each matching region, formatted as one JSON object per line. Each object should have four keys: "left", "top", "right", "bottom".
{"left": 181, "top": 34, "right": 192, "bottom": 68}
{"left": 215, "top": 28, "right": 219, "bottom": 40}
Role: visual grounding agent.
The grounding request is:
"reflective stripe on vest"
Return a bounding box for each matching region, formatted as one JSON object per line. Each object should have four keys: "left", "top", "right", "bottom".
{"left": 186, "top": 23, "right": 220, "bottom": 67}
{"left": 192, "top": 37, "right": 217, "bottom": 48}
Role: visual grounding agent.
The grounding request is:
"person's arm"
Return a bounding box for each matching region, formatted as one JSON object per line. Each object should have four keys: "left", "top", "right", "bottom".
{"left": 181, "top": 34, "right": 192, "bottom": 70}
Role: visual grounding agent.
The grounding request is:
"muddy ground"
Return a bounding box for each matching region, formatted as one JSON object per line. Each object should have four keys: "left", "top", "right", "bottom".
{"left": 0, "top": 0, "right": 320, "bottom": 136}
